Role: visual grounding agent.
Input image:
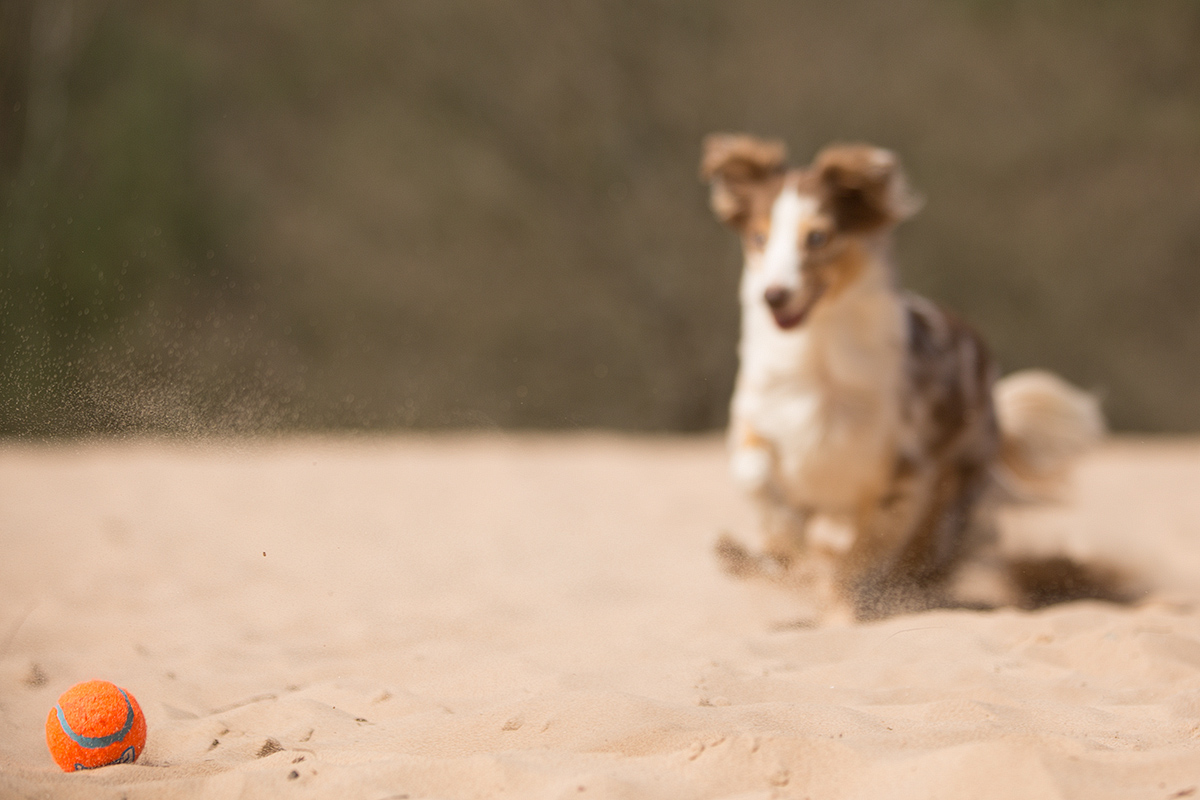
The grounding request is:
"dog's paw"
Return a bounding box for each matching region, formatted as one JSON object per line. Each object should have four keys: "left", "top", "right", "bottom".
{"left": 715, "top": 533, "right": 786, "bottom": 580}
{"left": 715, "top": 533, "right": 761, "bottom": 578}
{"left": 730, "top": 447, "right": 772, "bottom": 493}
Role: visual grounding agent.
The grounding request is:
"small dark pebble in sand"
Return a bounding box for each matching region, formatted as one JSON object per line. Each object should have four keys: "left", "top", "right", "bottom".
{"left": 24, "top": 664, "right": 47, "bottom": 687}
{"left": 257, "top": 739, "right": 283, "bottom": 758}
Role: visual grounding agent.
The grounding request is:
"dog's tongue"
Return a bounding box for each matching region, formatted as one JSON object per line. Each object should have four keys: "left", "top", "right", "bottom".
{"left": 772, "top": 308, "right": 807, "bottom": 329}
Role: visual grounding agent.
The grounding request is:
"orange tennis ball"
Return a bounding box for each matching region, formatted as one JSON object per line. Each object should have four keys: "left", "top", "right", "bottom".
{"left": 45, "top": 680, "right": 147, "bottom": 771}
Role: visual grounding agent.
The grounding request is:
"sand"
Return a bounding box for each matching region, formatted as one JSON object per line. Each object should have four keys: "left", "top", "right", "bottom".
{"left": 1, "top": 434, "right": 1199, "bottom": 799}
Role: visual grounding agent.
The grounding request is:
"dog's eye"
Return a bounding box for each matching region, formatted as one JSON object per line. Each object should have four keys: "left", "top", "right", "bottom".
{"left": 805, "top": 229, "right": 829, "bottom": 249}
{"left": 750, "top": 232, "right": 767, "bottom": 249}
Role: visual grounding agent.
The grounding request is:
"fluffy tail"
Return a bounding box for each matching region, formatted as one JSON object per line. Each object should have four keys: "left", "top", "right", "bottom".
{"left": 992, "top": 369, "right": 1105, "bottom": 500}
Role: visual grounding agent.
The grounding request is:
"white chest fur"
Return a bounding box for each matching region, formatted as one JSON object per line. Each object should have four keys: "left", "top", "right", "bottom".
{"left": 732, "top": 263, "right": 908, "bottom": 513}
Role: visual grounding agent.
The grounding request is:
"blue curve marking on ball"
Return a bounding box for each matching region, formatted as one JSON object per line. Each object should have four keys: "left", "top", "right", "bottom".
{"left": 73, "top": 746, "right": 135, "bottom": 771}
{"left": 55, "top": 688, "right": 135, "bottom": 749}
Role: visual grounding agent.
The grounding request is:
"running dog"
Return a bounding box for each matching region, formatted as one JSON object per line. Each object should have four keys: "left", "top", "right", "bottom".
{"left": 702, "top": 134, "right": 1105, "bottom": 621}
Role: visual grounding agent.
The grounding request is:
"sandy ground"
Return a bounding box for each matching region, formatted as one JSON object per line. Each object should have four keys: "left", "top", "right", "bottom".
{"left": 1, "top": 434, "right": 1199, "bottom": 799}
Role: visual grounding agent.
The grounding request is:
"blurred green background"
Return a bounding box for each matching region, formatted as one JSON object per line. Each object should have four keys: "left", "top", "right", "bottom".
{"left": 2, "top": 0, "right": 1198, "bottom": 436}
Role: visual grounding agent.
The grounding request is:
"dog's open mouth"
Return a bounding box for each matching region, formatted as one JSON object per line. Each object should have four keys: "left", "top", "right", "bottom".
{"left": 769, "top": 284, "right": 825, "bottom": 330}
{"left": 771, "top": 307, "right": 809, "bottom": 330}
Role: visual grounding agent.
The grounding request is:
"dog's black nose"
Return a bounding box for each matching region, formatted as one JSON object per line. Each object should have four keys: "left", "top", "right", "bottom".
{"left": 764, "top": 286, "right": 790, "bottom": 309}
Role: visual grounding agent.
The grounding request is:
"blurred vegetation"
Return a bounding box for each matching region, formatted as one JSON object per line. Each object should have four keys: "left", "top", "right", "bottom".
{"left": 1, "top": 0, "right": 1198, "bottom": 435}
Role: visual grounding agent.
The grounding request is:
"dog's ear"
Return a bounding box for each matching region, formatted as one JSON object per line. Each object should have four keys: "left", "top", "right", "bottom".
{"left": 814, "top": 144, "right": 922, "bottom": 233}
{"left": 700, "top": 134, "right": 787, "bottom": 229}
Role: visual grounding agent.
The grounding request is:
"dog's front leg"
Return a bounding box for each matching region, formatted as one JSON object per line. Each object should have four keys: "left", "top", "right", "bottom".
{"left": 837, "top": 456, "right": 994, "bottom": 618}
{"left": 835, "top": 463, "right": 940, "bottom": 618}
{"left": 757, "top": 495, "right": 811, "bottom": 567}
{"left": 728, "top": 423, "right": 812, "bottom": 564}
{"left": 718, "top": 424, "right": 813, "bottom": 579}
